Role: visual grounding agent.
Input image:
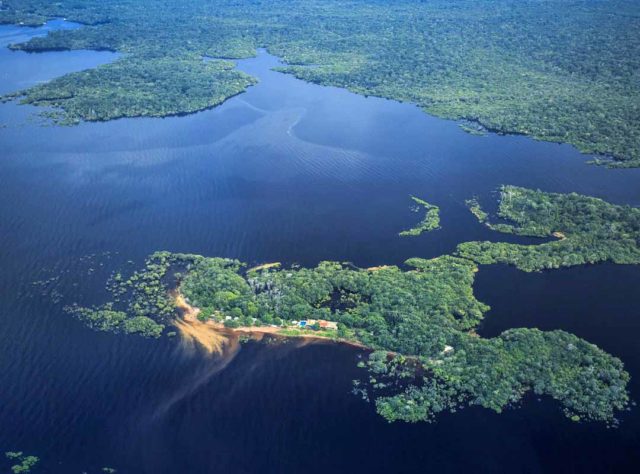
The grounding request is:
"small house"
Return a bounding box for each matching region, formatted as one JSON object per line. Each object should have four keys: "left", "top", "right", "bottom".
{"left": 319, "top": 320, "right": 338, "bottom": 330}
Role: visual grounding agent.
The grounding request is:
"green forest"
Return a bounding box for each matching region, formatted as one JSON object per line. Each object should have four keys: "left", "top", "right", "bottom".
{"left": 457, "top": 185, "right": 640, "bottom": 271}
{"left": 62, "top": 185, "right": 640, "bottom": 424}
{"left": 69, "top": 240, "right": 631, "bottom": 425}
{"left": 1, "top": 0, "right": 639, "bottom": 166}
{"left": 3, "top": 56, "right": 255, "bottom": 123}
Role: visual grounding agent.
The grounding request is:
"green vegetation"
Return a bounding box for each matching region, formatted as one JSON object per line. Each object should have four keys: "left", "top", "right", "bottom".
{"left": 399, "top": 196, "right": 440, "bottom": 236}
{"left": 465, "top": 198, "right": 488, "bottom": 223}
{"left": 64, "top": 252, "right": 185, "bottom": 337}
{"left": 277, "top": 327, "right": 340, "bottom": 340}
{"left": 180, "top": 254, "right": 487, "bottom": 354}
{"left": 457, "top": 185, "right": 640, "bottom": 271}
{"left": 459, "top": 121, "right": 487, "bottom": 137}
{"left": 3, "top": 56, "right": 256, "bottom": 123}
{"left": 3, "top": 452, "right": 119, "bottom": 473}
{"left": 5, "top": 452, "right": 39, "bottom": 474}
{"left": 368, "top": 328, "right": 629, "bottom": 424}
{"left": 1, "top": 0, "right": 639, "bottom": 165}
{"left": 69, "top": 248, "right": 630, "bottom": 424}
{"left": 66, "top": 304, "right": 164, "bottom": 337}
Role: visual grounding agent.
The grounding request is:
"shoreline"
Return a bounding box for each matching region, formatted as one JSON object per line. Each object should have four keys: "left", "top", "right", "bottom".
{"left": 172, "top": 290, "right": 368, "bottom": 353}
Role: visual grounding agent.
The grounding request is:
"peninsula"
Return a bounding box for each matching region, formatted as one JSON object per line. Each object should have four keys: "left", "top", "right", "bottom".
{"left": 66, "top": 232, "right": 631, "bottom": 425}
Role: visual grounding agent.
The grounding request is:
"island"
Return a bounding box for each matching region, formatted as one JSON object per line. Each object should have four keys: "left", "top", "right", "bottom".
{"left": 1, "top": 0, "right": 639, "bottom": 166}
{"left": 65, "top": 231, "right": 631, "bottom": 425}
{"left": 2, "top": 57, "right": 256, "bottom": 124}
{"left": 399, "top": 196, "right": 441, "bottom": 236}
{"left": 457, "top": 185, "right": 640, "bottom": 271}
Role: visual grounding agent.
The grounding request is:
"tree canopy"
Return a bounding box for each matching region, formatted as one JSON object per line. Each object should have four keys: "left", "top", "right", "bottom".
{"left": 1, "top": 0, "right": 639, "bottom": 166}
{"left": 457, "top": 185, "right": 640, "bottom": 271}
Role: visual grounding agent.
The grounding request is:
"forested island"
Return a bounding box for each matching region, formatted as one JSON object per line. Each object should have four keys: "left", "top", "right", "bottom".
{"left": 1, "top": 0, "right": 639, "bottom": 166}
{"left": 3, "top": 57, "right": 256, "bottom": 123}
{"left": 66, "top": 250, "right": 630, "bottom": 425}
{"left": 458, "top": 186, "right": 640, "bottom": 271}
{"left": 399, "top": 196, "right": 440, "bottom": 236}
{"left": 64, "top": 183, "right": 640, "bottom": 426}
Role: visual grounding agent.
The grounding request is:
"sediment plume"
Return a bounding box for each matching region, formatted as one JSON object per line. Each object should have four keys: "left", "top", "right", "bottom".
{"left": 174, "top": 317, "right": 230, "bottom": 355}
{"left": 171, "top": 289, "right": 366, "bottom": 356}
{"left": 172, "top": 290, "right": 230, "bottom": 356}
{"left": 151, "top": 336, "right": 241, "bottom": 420}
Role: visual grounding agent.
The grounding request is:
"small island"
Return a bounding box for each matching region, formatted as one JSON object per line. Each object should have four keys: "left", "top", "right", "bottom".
{"left": 399, "top": 196, "right": 441, "bottom": 236}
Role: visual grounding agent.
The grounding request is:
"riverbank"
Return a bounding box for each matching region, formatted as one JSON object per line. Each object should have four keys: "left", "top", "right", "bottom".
{"left": 172, "top": 290, "right": 367, "bottom": 354}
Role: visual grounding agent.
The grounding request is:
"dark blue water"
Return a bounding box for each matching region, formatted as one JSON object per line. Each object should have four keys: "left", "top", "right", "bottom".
{"left": 1, "top": 21, "right": 639, "bottom": 473}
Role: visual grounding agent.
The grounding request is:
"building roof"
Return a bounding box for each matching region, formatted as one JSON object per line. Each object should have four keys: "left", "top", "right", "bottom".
{"left": 319, "top": 320, "right": 338, "bottom": 330}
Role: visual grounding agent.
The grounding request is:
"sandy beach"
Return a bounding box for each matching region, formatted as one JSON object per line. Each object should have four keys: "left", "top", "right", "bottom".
{"left": 172, "top": 289, "right": 367, "bottom": 354}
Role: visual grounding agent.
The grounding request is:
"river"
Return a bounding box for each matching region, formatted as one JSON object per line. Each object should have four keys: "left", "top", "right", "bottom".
{"left": 0, "top": 20, "right": 639, "bottom": 473}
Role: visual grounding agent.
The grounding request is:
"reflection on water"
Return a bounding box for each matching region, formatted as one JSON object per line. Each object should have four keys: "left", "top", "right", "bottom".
{"left": 1, "top": 21, "right": 640, "bottom": 474}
